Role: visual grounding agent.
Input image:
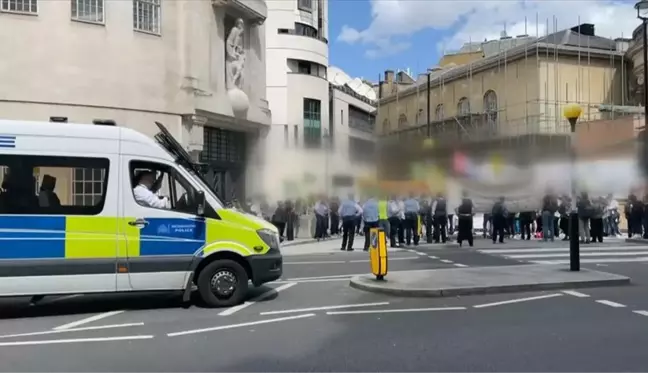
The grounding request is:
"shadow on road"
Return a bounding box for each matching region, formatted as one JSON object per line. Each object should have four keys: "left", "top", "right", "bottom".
{"left": 0, "top": 285, "right": 275, "bottom": 320}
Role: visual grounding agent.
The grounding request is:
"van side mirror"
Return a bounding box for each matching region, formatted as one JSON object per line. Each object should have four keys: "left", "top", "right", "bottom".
{"left": 196, "top": 190, "right": 206, "bottom": 216}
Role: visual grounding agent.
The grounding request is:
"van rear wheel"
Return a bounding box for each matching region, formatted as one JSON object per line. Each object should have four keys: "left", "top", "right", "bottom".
{"left": 197, "top": 259, "right": 248, "bottom": 308}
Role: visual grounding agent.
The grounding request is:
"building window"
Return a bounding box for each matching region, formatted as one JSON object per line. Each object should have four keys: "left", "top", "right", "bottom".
{"left": 278, "top": 28, "right": 289, "bottom": 34}
{"left": 1, "top": 0, "right": 37, "bottom": 14}
{"left": 398, "top": 114, "right": 408, "bottom": 129}
{"left": 0, "top": 154, "right": 109, "bottom": 215}
{"left": 298, "top": 61, "right": 311, "bottom": 75}
{"left": 284, "top": 125, "right": 289, "bottom": 146}
{"left": 298, "top": 0, "right": 312, "bottom": 11}
{"left": 457, "top": 97, "right": 470, "bottom": 116}
{"left": 303, "top": 98, "right": 322, "bottom": 148}
{"left": 435, "top": 104, "right": 444, "bottom": 121}
{"left": 348, "top": 105, "right": 375, "bottom": 133}
{"left": 71, "top": 0, "right": 104, "bottom": 23}
{"left": 73, "top": 168, "right": 106, "bottom": 206}
{"left": 295, "top": 22, "right": 318, "bottom": 38}
{"left": 483, "top": 90, "right": 498, "bottom": 125}
{"left": 133, "top": 0, "right": 161, "bottom": 34}
{"left": 340, "top": 109, "right": 344, "bottom": 125}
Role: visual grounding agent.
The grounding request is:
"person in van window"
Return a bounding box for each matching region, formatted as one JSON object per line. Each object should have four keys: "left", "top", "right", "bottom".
{"left": 133, "top": 170, "right": 170, "bottom": 209}
{"left": 38, "top": 174, "right": 60, "bottom": 208}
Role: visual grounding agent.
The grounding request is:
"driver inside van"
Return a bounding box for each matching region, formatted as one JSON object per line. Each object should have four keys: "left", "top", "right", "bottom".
{"left": 133, "top": 170, "right": 170, "bottom": 209}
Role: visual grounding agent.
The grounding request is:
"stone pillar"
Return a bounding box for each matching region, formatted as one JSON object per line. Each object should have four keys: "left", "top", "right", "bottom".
{"left": 182, "top": 114, "right": 207, "bottom": 160}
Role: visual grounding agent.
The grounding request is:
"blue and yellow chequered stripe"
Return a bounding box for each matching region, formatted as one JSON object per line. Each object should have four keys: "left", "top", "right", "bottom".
{"left": 0, "top": 216, "right": 211, "bottom": 260}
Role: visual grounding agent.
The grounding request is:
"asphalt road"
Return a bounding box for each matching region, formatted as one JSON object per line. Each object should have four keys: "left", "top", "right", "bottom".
{"left": 0, "top": 241, "right": 647, "bottom": 371}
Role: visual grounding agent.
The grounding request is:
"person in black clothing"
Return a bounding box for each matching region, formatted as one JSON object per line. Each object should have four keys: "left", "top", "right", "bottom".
{"left": 455, "top": 193, "right": 474, "bottom": 247}
{"left": 329, "top": 197, "right": 340, "bottom": 236}
{"left": 271, "top": 201, "right": 288, "bottom": 239}
{"left": 519, "top": 210, "right": 534, "bottom": 240}
{"left": 432, "top": 193, "right": 449, "bottom": 243}
{"left": 627, "top": 194, "right": 644, "bottom": 238}
{"left": 491, "top": 197, "right": 507, "bottom": 243}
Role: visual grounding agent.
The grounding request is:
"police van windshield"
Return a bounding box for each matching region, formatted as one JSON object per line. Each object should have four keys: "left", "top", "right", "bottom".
{"left": 152, "top": 121, "right": 224, "bottom": 209}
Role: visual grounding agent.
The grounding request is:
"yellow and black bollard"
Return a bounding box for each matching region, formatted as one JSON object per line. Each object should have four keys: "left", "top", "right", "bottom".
{"left": 369, "top": 227, "right": 388, "bottom": 280}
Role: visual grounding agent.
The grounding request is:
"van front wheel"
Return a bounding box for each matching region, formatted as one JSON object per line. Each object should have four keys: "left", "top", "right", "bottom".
{"left": 197, "top": 259, "right": 249, "bottom": 307}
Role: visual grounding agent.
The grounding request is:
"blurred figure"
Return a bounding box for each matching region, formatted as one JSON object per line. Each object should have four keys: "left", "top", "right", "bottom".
{"left": 378, "top": 194, "right": 391, "bottom": 246}
{"left": 541, "top": 191, "right": 559, "bottom": 242}
{"left": 403, "top": 192, "right": 420, "bottom": 246}
{"left": 577, "top": 192, "right": 592, "bottom": 244}
{"left": 590, "top": 196, "right": 605, "bottom": 243}
{"left": 432, "top": 192, "right": 449, "bottom": 243}
{"left": 605, "top": 193, "right": 620, "bottom": 237}
{"left": 329, "top": 196, "right": 340, "bottom": 236}
{"left": 362, "top": 196, "right": 379, "bottom": 251}
{"left": 455, "top": 192, "right": 474, "bottom": 247}
{"left": 271, "top": 201, "right": 288, "bottom": 239}
{"left": 388, "top": 194, "right": 402, "bottom": 248}
{"left": 419, "top": 194, "right": 432, "bottom": 244}
{"left": 491, "top": 196, "right": 507, "bottom": 244}
{"left": 519, "top": 209, "right": 534, "bottom": 240}
{"left": 339, "top": 193, "right": 362, "bottom": 251}
{"left": 558, "top": 195, "right": 570, "bottom": 241}
{"left": 314, "top": 196, "right": 329, "bottom": 240}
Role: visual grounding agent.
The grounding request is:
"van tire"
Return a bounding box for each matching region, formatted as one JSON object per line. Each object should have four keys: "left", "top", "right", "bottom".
{"left": 197, "top": 259, "right": 248, "bottom": 308}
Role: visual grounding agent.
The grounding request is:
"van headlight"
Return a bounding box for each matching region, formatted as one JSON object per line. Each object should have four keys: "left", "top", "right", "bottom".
{"left": 257, "top": 229, "right": 280, "bottom": 250}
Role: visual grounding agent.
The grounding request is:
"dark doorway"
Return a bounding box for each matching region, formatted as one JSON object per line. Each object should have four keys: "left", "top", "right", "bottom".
{"left": 201, "top": 126, "right": 247, "bottom": 204}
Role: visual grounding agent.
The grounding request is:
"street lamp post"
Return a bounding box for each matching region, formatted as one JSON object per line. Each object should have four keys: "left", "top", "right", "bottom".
{"left": 636, "top": 1, "right": 648, "bottom": 176}
{"left": 563, "top": 103, "right": 582, "bottom": 272}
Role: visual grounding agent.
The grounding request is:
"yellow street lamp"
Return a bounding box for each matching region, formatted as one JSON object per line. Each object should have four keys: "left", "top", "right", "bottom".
{"left": 563, "top": 103, "right": 582, "bottom": 272}
{"left": 563, "top": 103, "right": 582, "bottom": 132}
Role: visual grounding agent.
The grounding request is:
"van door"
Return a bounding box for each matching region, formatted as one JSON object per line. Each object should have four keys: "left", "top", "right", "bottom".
{"left": 120, "top": 156, "right": 205, "bottom": 291}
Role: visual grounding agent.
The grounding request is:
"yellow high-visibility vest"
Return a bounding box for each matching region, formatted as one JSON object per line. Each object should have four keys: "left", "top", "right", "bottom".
{"left": 378, "top": 200, "right": 388, "bottom": 220}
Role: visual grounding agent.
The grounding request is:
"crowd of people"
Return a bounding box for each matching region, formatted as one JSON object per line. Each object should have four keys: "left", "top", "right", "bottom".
{"left": 234, "top": 191, "right": 631, "bottom": 251}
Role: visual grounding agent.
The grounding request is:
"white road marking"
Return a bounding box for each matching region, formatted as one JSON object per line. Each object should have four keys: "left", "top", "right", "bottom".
{"left": 327, "top": 307, "right": 466, "bottom": 315}
{"left": 509, "top": 251, "right": 648, "bottom": 259}
{"left": 284, "top": 260, "right": 347, "bottom": 265}
{"left": 427, "top": 255, "right": 438, "bottom": 259}
{"left": 415, "top": 252, "right": 427, "bottom": 256}
{"left": 596, "top": 300, "right": 626, "bottom": 308}
{"left": 453, "top": 263, "right": 469, "bottom": 267}
{"left": 562, "top": 290, "right": 590, "bottom": 298}
{"left": 260, "top": 302, "right": 390, "bottom": 315}
{"left": 274, "top": 278, "right": 349, "bottom": 284}
{"left": 53, "top": 310, "right": 124, "bottom": 331}
{"left": 532, "top": 257, "right": 648, "bottom": 264}
{"left": 633, "top": 310, "right": 648, "bottom": 316}
{"left": 168, "top": 313, "right": 315, "bottom": 337}
{"left": 439, "top": 259, "right": 453, "bottom": 263}
{"left": 0, "top": 335, "right": 153, "bottom": 347}
{"left": 285, "top": 274, "right": 361, "bottom": 281}
{"left": 0, "top": 323, "right": 144, "bottom": 339}
{"left": 218, "top": 282, "right": 297, "bottom": 316}
{"left": 480, "top": 246, "right": 648, "bottom": 254}
{"left": 473, "top": 293, "right": 563, "bottom": 308}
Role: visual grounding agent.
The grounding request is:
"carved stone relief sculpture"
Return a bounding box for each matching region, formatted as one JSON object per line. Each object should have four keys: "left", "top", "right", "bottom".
{"left": 225, "top": 18, "right": 250, "bottom": 115}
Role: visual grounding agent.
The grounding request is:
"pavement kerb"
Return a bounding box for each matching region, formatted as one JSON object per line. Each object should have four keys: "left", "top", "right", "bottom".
{"left": 625, "top": 238, "right": 648, "bottom": 244}
{"left": 349, "top": 272, "right": 631, "bottom": 298}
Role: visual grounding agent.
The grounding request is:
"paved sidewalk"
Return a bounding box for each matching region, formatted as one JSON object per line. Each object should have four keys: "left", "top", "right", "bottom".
{"left": 281, "top": 237, "right": 405, "bottom": 256}
{"left": 350, "top": 264, "right": 631, "bottom": 297}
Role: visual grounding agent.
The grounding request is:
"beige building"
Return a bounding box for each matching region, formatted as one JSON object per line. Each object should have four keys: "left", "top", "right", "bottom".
{"left": 0, "top": 0, "right": 271, "bottom": 203}
{"left": 377, "top": 24, "right": 632, "bottom": 144}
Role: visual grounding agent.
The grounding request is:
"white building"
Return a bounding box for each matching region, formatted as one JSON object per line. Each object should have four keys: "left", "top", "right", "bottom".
{"left": 264, "top": 0, "right": 375, "bottom": 200}
{"left": 0, "top": 0, "right": 271, "bottom": 203}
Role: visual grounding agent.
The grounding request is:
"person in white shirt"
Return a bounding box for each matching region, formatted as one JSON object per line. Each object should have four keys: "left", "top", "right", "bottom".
{"left": 133, "top": 171, "right": 170, "bottom": 209}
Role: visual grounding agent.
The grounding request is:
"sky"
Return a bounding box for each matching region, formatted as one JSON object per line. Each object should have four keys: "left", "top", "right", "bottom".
{"left": 329, "top": 0, "right": 642, "bottom": 81}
